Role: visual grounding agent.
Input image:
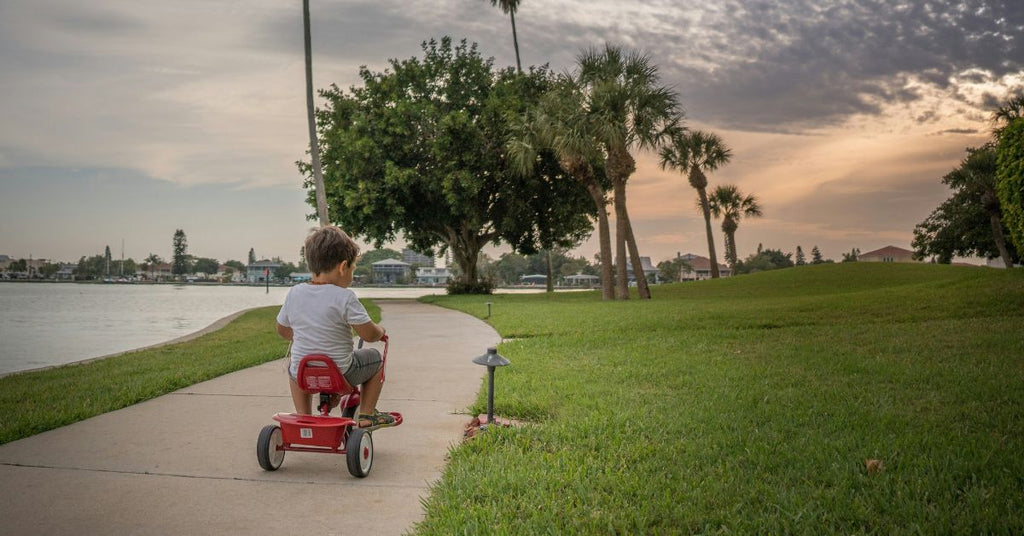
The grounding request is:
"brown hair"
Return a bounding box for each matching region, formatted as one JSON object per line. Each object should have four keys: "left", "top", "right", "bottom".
{"left": 304, "top": 226, "right": 360, "bottom": 275}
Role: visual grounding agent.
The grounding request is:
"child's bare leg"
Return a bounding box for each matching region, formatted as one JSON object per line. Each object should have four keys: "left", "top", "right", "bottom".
{"left": 357, "top": 368, "right": 385, "bottom": 420}
{"left": 289, "top": 378, "right": 312, "bottom": 415}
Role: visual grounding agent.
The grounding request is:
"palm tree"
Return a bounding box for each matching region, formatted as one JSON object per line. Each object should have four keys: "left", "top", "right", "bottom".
{"left": 992, "top": 94, "right": 1024, "bottom": 139}
{"left": 577, "top": 44, "right": 681, "bottom": 299}
{"left": 708, "top": 184, "right": 763, "bottom": 270}
{"left": 660, "top": 130, "right": 732, "bottom": 278}
{"left": 303, "top": 0, "right": 329, "bottom": 226}
{"left": 508, "top": 75, "right": 615, "bottom": 300}
{"left": 484, "top": 0, "right": 523, "bottom": 73}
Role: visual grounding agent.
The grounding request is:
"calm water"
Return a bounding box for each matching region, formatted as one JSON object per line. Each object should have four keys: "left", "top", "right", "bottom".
{"left": 0, "top": 283, "right": 453, "bottom": 375}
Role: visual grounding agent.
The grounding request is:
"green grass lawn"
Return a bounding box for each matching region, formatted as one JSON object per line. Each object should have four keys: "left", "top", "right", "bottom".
{"left": 417, "top": 263, "right": 1024, "bottom": 534}
{"left": 0, "top": 300, "right": 381, "bottom": 446}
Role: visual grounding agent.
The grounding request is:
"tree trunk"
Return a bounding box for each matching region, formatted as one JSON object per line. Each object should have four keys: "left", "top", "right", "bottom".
{"left": 723, "top": 217, "right": 739, "bottom": 270}
{"left": 697, "top": 187, "right": 720, "bottom": 278}
{"left": 613, "top": 179, "right": 630, "bottom": 299}
{"left": 725, "top": 231, "right": 737, "bottom": 270}
{"left": 545, "top": 250, "right": 554, "bottom": 292}
{"left": 452, "top": 243, "right": 480, "bottom": 284}
{"left": 303, "top": 0, "right": 329, "bottom": 227}
{"left": 509, "top": 10, "right": 522, "bottom": 74}
{"left": 623, "top": 214, "right": 651, "bottom": 299}
{"left": 988, "top": 211, "right": 1014, "bottom": 268}
{"left": 587, "top": 182, "right": 615, "bottom": 300}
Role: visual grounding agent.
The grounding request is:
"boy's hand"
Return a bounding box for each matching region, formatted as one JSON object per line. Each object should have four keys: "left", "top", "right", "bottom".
{"left": 353, "top": 321, "right": 385, "bottom": 342}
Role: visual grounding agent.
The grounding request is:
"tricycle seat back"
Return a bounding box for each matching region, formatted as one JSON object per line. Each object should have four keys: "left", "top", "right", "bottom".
{"left": 296, "top": 354, "right": 356, "bottom": 395}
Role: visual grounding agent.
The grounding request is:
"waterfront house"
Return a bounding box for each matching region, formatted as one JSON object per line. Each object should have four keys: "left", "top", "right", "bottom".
{"left": 416, "top": 267, "right": 452, "bottom": 286}
{"left": 520, "top": 274, "right": 547, "bottom": 286}
{"left": 290, "top": 272, "right": 312, "bottom": 283}
{"left": 56, "top": 263, "right": 76, "bottom": 280}
{"left": 371, "top": 259, "right": 411, "bottom": 284}
{"left": 564, "top": 274, "right": 600, "bottom": 288}
{"left": 626, "top": 256, "right": 661, "bottom": 284}
{"left": 247, "top": 260, "right": 282, "bottom": 283}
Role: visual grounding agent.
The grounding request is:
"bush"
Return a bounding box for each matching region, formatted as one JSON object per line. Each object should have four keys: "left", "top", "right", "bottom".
{"left": 446, "top": 278, "right": 494, "bottom": 295}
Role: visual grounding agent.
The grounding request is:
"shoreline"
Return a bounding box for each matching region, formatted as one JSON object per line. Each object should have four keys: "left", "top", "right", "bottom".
{"left": 0, "top": 307, "right": 262, "bottom": 378}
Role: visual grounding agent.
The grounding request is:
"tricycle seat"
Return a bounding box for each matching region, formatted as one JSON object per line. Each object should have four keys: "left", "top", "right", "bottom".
{"left": 296, "top": 354, "right": 357, "bottom": 395}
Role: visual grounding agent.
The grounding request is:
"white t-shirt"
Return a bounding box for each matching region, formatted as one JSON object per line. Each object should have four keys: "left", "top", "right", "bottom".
{"left": 276, "top": 283, "right": 371, "bottom": 377}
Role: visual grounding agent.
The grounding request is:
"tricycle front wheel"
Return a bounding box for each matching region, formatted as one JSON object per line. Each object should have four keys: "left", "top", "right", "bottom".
{"left": 257, "top": 424, "right": 285, "bottom": 471}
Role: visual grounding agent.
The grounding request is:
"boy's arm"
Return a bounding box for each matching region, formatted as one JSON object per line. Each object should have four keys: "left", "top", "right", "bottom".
{"left": 352, "top": 321, "right": 385, "bottom": 342}
{"left": 277, "top": 323, "right": 293, "bottom": 341}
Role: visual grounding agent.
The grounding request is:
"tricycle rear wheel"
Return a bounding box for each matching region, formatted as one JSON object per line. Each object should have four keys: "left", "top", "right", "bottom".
{"left": 346, "top": 427, "right": 373, "bottom": 477}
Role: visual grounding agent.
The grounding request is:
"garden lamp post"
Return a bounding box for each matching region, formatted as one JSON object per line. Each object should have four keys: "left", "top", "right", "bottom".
{"left": 486, "top": 301, "right": 492, "bottom": 319}
{"left": 472, "top": 347, "right": 510, "bottom": 427}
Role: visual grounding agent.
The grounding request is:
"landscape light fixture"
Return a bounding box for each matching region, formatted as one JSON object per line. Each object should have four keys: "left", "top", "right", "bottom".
{"left": 472, "top": 347, "right": 510, "bottom": 427}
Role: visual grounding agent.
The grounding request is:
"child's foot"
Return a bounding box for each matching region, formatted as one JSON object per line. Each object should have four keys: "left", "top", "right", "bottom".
{"left": 358, "top": 410, "right": 396, "bottom": 430}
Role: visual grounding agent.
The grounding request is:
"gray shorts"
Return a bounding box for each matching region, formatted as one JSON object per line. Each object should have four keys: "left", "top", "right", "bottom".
{"left": 343, "top": 347, "right": 383, "bottom": 386}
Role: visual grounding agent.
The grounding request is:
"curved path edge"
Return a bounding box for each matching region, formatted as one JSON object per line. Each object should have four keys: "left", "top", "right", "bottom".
{"left": 0, "top": 299, "right": 500, "bottom": 535}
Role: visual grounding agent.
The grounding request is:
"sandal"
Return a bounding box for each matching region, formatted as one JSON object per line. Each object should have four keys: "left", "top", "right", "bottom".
{"left": 358, "top": 410, "right": 396, "bottom": 429}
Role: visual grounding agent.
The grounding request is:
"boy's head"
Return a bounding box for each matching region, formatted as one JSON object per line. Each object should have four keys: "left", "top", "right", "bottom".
{"left": 304, "top": 226, "right": 360, "bottom": 275}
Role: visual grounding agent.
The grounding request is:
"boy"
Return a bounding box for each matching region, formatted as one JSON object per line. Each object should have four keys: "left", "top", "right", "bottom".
{"left": 275, "top": 226, "right": 396, "bottom": 428}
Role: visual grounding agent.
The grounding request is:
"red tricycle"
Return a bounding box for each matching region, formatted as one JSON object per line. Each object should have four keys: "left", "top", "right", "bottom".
{"left": 256, "top": 336, "right": 402, "bottom": 478}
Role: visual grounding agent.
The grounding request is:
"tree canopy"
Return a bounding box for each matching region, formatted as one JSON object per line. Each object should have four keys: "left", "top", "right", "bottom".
{"left": 913, "top": 145, "right": 1019, "bottom": 264}
{"left": 303, "top": 37, "right": 594, "bottom": 289}
{"left": 996, "top": 119, "right": 1024, "bottom": 254}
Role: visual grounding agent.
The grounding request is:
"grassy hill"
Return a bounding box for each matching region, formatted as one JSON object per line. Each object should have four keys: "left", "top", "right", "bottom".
{"left": 418, "top": 263, "right": 1024, "bottom": 534}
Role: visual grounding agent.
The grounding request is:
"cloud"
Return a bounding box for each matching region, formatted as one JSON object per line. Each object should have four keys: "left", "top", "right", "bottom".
{"left": 494, "top": 0, "right": 1024, "bottom": 133}
{"left": 936, "top": 128, "right": 981, "bottom": 135}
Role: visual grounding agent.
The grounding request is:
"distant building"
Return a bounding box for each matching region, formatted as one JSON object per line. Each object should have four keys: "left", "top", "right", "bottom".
{"left": 677, "top": 253, "right": 732, "bottom": 280}
{"left": 626, "top": 256, "right": 660, "bottom": 284}
{"left": 372, "top": 259, "right": 411, "bottom": 284}
{"left": 564, "top": 274, "right": 600, "bottom": 288}
{"left": 147, "top": 262, "right": 173, "bottom": 280}
{"left": 247, "top": 260, "right": 282, "bottom": 282}
{"left": 416, "top": 267, "right": 452, "bottom": 286}
{"left": 859, "top": 246, "right": 918, "bottom": 263}
{"left": 290, "top": 272, "right": 312, "bottom": 283}
{"left": 0, "top": 255, "right": 11, "bottom": 272}
{"left": 56, "top": 263, "right": 76, "bottom": 280}
{"left": 402, "top": 248, "right": 434, "bottom": 267}
{"left": 520, "top": 274, "right": 547, "bottom": 285}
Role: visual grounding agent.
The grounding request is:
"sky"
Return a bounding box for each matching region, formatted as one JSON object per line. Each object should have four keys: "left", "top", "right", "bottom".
{"left": 1, "top": 0, "right": 1021, "bottom": 267}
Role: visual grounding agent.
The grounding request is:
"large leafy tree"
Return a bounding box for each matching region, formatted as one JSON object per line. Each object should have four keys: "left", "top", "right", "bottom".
{"left": 304, "top": 38, "right": 593, "bottom": 288}
{"left": 707, "top": 184, "right": 763, "bottom": 270}
{"left": 995, "top": 119, "right": 1024, "bottom": 255}
{"left": 660, "top": 130, "right": 731, "bottom": 278}
{"left": 577, "top": 44, "right": 681, "bottom": 300}
{"left": 913, "top": 146, "right": 1017, "bottom": 266}
{"left": 508, "top": 74, "right": 615, "bottom": 299}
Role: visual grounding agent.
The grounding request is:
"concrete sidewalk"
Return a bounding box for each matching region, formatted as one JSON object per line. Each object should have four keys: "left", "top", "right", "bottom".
{"left": 0, "top": 300, "right": 500, "bottom": 535}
